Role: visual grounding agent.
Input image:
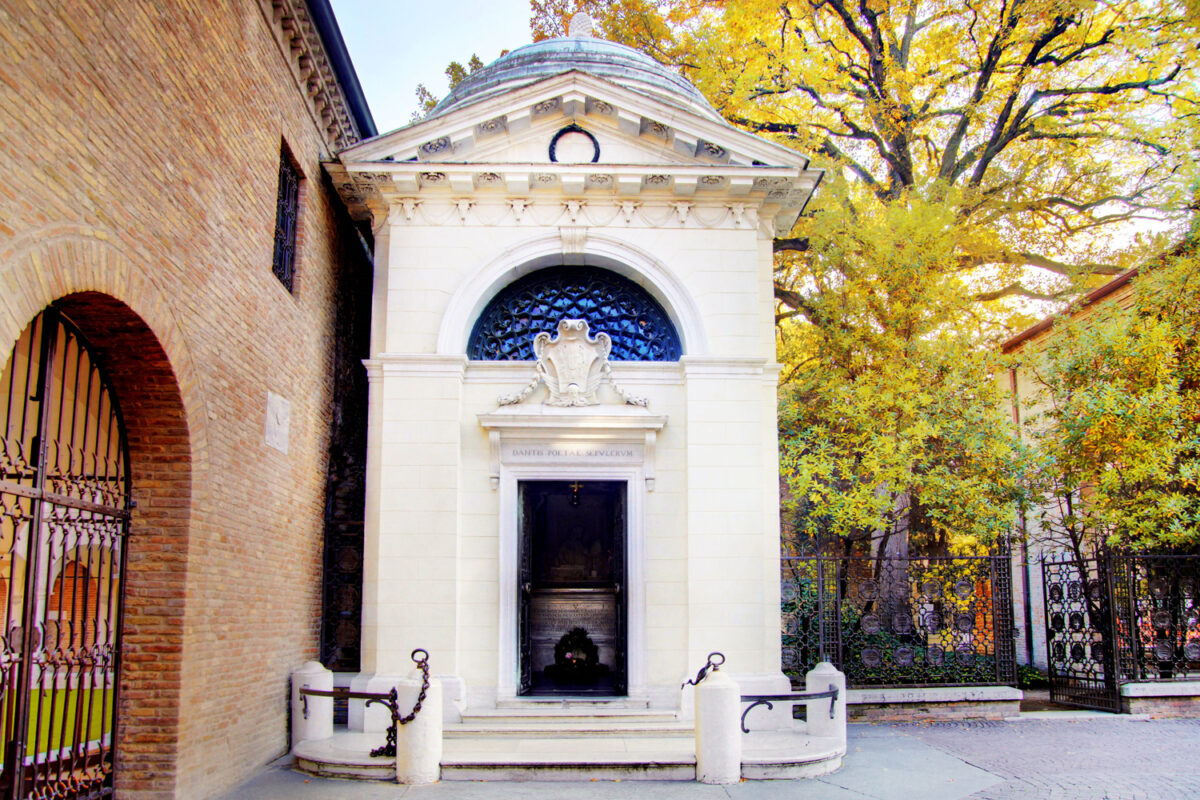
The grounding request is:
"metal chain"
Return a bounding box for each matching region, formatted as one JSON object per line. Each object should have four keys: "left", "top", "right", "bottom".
{"left": 367, "top": 648, "right": 431, "bottom": 758}
{"left": 397, "top": 648, "right": 430, "bottom": 725}
{"left": 681, "top": 651, "right": 725, "bottom": 689}
{"left": 369, "top": 691, "right": 398, "bottom": 758}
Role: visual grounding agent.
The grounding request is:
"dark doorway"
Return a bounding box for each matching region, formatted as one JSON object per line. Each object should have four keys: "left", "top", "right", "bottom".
{"left": 519, "top": 480, "right": 626, "bottom": 696}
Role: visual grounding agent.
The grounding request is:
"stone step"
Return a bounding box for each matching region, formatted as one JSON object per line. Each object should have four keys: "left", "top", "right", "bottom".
{"left": 446, "top": 720, "right": 694, "bottom": 737}
{"left": 739, "top": 733, "right": 845, "bottom": 780}
{"left": 441, "top": 735, "right": 696, "bottom": 782}
{"left": 494, "top": 696, "right": 651, "bottom": 710}
{"left": 293, "top": 732, "right": 395, "bottom": 781}
{"left": 461, "top": 707, "right": 678, "bottom": 725}
{"left": 294, "top": 728, "right": 846, "bottom": 783}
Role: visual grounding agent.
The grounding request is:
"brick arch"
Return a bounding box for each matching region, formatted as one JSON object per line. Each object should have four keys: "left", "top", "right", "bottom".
{"left": 48, "top": 560, "right": 99, "bottom": 649}
{"left": 0, "top": 230, "right": 205, "bottom": 797}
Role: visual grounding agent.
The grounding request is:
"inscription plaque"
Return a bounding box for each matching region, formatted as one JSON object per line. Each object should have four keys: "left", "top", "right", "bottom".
{"left": 530, "top": 590, "right": 617, "bottom": 672}
{"left": 503, "top": 443, "right": 643, "bottom": 464}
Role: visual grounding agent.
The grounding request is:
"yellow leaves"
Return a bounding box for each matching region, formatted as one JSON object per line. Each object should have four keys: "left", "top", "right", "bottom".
{"left": 780, "top": 336, "right": 1025, "bottom": 550}
{"left": 1025, "top": 250, "right": 1200, "bottom": 547}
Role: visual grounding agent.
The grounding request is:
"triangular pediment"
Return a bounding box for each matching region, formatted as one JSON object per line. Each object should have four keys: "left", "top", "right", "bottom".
{"left": 331, "top": 71, "right": 824, "bottom": 232}
{"left": 341, "top": 71, "right": 810, "bottom": 171}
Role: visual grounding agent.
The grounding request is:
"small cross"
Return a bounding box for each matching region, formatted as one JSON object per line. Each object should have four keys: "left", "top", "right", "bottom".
{"left": 569, "top": 481, "right": 583, "bottom": 493}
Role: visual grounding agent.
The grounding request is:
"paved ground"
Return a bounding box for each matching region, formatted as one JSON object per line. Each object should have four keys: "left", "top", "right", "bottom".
{"left": 219, "top": 718, "right": 1200, "bottom": 800}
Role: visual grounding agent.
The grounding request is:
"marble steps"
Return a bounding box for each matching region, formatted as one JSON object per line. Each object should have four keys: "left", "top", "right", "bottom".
{"left": 449, "top": 705, "right": 687, "bottom": 738}
{"left": 295, "top": 724, "right": 846, "bottom": 782}
{"left": 494, "top": 696, "right": 652, "bottom": 710}
{"left": 441, "top": 736, "right": 696, "bottom": 782}
{"left": 442, "top": 722, "right": 695, "bottom": 782}
{"left": 440, "top": 731, "right": 846, "bottom": 782}
{"left": 447, "top": 721, "right": 692, "bottom": 738}
{"left": 460, "top": 706, "right": 677, "bottom": 722}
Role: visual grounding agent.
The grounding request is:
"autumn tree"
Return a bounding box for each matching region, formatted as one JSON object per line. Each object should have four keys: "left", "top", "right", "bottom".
{"left": 532, "top": 0, "right": 1199, "bottom": 553}
{"left": 534, "top": 0, "right": 1199, "bottom": 312}
{"left": 412, "top": 53, "right": 486, "bottom": 121}
{"left": 776, "top": 184, "right": 1032, "bottom": 555}
{"left": 1021, "top": 238, "right": 1200, "bottom": 558}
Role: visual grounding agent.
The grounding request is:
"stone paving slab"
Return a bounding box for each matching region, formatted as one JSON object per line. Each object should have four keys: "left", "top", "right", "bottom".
{"left": 217, "top": 717, "right": 1200, "bottom": 800}
{"left": 897, "top": 718, "right": 1200, "bottom": 800}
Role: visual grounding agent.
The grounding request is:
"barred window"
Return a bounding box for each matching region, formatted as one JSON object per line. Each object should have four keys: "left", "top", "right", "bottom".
{"left": 272, "top": 145, "right": 301, "bottom": 293}
{"left": 467, "top": 266, "right": 682, "bottom": 361}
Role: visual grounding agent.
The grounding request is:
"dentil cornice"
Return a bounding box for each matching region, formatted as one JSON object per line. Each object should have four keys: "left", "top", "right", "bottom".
{"left": 258, "top": 0, "right": 363, "bottom": 151}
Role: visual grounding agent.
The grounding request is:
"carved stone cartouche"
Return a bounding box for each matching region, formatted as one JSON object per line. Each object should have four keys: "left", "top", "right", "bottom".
{"left": 496, "top": 319, "right": 647, "bottom": 408}
{"left": 535, "top": 319, "right": 610, "bottom": 407}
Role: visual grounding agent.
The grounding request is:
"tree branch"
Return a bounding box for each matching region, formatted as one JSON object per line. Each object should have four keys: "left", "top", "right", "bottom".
{"left": 960, "top": 251, "right": 1124, "bottom": 276}
{"left": 1038, "top": 65, "right": 1182, "bottom": 99}
{"left": 939, "top": 0, "right": 1024, "bottom": 181}
{"left": 973, "top": 282, "right": 1071, "bottom": 302}
{"left": 775, "top": 285, "right": 818, "bottom": 322}
{"left": 774, "top": 237, "right": 811, "bottom": 254}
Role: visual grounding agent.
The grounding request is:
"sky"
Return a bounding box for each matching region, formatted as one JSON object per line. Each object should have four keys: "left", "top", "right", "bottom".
{"left": 329, "top": 0, "right": 535, "bottom": 134}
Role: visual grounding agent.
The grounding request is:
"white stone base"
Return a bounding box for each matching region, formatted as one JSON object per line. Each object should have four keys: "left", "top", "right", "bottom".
{"left": 847, "top": 686, "right": 1023, "bottom": 705}
{"left": 293, "top": 721, "right": 846, "bottom": 782}
{"left": 1120, "top": 680, "right": 1200, "bottom": 698}
{"left": 349, "top": 671, "right": 466, "bottom": 730}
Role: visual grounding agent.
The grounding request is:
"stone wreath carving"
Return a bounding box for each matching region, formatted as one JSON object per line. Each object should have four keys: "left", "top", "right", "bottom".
{"left": 498, "top": 319, "right": 647, "bottom": 407}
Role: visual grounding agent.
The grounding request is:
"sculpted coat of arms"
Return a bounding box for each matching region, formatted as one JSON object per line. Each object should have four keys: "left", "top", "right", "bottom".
{"left": 498, "top": 319, "right": 647, "bottom": 407}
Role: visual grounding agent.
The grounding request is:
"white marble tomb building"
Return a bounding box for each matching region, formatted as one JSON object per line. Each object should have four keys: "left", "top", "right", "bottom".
{"left": 330, "top": 16, "right": 822, "bottom": 724}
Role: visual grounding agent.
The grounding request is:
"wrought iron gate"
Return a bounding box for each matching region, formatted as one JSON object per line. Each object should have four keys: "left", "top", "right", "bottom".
{"left": 1041, "top": 553, "right": 1124, "bottom": 712}
{"left": 0, "top": 309, "right": 130, "bottom": 798}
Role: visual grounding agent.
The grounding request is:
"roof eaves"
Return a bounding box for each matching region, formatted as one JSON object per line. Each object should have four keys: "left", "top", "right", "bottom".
{"left": 1000, "top": 268, "right": 1139, "bottom": 354}
{"left": 307, "top": 0, "right": 378, "bottom": 139}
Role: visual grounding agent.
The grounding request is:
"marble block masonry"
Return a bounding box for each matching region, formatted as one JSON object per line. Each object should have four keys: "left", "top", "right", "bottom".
{"left": 329, "top": 12, "right": 824, "bottom": 726}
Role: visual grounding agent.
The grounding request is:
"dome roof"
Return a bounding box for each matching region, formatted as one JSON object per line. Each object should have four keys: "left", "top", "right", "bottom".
{"left": 431, "top": 31, "right": 721, "bottom": 122}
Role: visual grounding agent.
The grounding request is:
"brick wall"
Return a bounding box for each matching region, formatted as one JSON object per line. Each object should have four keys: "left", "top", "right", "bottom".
{"left": 0, "top": 1, "right": 371, "bottom": 797}
{"left": 1124, "top": 696, "right": 1200, "bottom": 718}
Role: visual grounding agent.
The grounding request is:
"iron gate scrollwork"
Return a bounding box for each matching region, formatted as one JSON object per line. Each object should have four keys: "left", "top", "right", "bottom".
{"left": 782, "top": 554, "right": 1017, "bottom": 688}
{"left": 0, "top": 309, "right": 130, "bottom": 799}
{"left": 1042, "top": 551, "right": 1200, "bottom": 712}
{"left": 1041, "top": 553, "right": 1123, "bottom": 712}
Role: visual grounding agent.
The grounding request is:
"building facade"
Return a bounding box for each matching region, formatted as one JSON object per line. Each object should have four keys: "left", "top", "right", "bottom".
{"left": 1001, "top": 270, "right": 1139, "bottom": 672}
{"left": 331, "top": 20, "right": 822, "bottom": 724}
{"left": 0, "top": 1, "right": 373, "bottom": 797}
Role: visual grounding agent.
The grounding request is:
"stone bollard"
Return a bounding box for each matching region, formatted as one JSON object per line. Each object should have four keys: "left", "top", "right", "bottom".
{"left": 805, "top": 661, "right": 847, "bottom": 746}
{"left": 394, "top": 670, "right": 443, "bottom": 784}
{"left": 694, "top": 669, "right": 741, "bottom": 784}
{"left": 291, "top": 661, "right": 333, "bottom": 746}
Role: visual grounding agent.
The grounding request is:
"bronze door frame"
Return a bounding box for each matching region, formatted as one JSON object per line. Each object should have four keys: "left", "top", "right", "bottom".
{"left": 518, "top": 480, "right": 626, "bottom": 696}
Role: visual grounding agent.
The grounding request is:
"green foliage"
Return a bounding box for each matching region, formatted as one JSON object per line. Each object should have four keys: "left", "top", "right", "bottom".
{"left": 518, "top": 2, "right": 1200, "bottom": 551}
{"left": 779, "top": 179, "right": 1031, "bottom": 554}
{"left": 1017, "top": 663, "right": 1049, "bottom": 689}
{"left": 537, "top": 0, "right": 1200, "bottom": 309}
{"left": 1022, "top": 242, "right": 1200, "bottom": 551}
{"left": 527, "top": 1, "right": 1198, "bottom": 553}
{"left": 410, "top": 54, "right": 486, "bottom": 122}
{"left": 780, "top": 353, "right": 1027, "bottom": 555}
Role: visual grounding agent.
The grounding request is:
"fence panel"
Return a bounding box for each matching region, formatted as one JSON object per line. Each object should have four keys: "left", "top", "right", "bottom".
{"left": 1121, "top": 554, "right": 1200, "bottom": 682}
{"left": 1041, "top": 553, "right": 1123, "bottom": 711}
{"left": 782, "top": 554, "right": 1017, "bottom": 689}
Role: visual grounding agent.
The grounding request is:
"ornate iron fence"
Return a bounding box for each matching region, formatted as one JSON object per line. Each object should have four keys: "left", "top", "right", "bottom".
{"left": 1120, "top": 554, "right": 1200, "bottom": 681}
{"left": 782, "top": 554, "right": 1017, "bottom": 688}
{"left": 1042, "top": 553, "right": 1122, "bottom": 711}
{"left": 1041, "top": 554, "right": 1200, "bottom": 705}
{"left": 1041, "top": 552, "right": 1200, "bottom": 711}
